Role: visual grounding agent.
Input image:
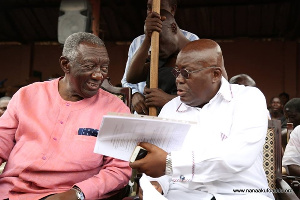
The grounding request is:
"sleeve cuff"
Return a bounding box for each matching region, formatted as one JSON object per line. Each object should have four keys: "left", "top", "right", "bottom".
{"left": 131, "top": 89, "right": 140, "bottom": 95}
{"left": 143, "top": 174, "right": 171, "bottom": 196}
{"left": 171, "top": 150, "right": 194, "bottom": 182}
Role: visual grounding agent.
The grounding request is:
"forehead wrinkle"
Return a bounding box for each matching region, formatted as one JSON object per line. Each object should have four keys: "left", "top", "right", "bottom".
{"left": 177, "top": 50, "right": 217, "bottom": 68}
{"left": 77, "top": 44, "right": 109, "bottom": 63}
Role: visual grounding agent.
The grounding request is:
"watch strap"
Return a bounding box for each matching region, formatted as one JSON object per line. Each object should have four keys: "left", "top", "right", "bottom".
{"left": 165, "top": 152, "right": 173, "bottom": 176}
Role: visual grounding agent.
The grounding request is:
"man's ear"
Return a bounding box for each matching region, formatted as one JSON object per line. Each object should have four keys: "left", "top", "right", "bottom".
{"left": 60, "top": 56, "right": 70, "bottom": 74}
{"left": 171, "top": 22, "right": 177, "bottom": 34}
{"left": 171, "top": 5, "right": 177, "bottom": 15}
{"left": 212, "top": 67, "right": 222, "bottom": 83}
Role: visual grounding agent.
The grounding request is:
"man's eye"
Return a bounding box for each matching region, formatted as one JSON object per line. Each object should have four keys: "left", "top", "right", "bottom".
{"left": 83, "top": 64, "right": 95, "bottom": 70}
{"left": 101, "top": 67, "right": 108, "bottom": 73}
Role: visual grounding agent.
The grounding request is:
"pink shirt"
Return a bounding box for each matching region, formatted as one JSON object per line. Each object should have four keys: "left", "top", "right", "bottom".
{"left": 0, "top": 79, "right": 131, "bottom": 200}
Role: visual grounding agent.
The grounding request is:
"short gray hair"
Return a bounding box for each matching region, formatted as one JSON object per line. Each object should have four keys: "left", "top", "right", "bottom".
{"left": 229, "top": 74, "right": 256, "bottom": 87}
{"left": 62, "top": 32, "right": 105, "bottom": 61}
{"left": 0, "top": 96, "right": 11, "bottom": 103}
{"left": 285, "top": 98, "right": 300, "bottom": 113}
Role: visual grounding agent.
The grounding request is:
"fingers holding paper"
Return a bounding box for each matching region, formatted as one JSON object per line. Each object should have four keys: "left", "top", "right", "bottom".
{"left": 130, "top": 142, "right": 168, "bottom": 178}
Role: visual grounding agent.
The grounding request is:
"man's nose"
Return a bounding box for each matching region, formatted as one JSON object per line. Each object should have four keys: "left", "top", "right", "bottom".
{"left": 176, "top": 74, "right": 185, "bottom": 84}
{"left": 91, "top": 67, "right": 104, "bottom": 80}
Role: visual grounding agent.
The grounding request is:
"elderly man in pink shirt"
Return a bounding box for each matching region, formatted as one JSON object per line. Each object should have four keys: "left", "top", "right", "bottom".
{"left": 0, "top": 32, "right": 131, "bottom": 200}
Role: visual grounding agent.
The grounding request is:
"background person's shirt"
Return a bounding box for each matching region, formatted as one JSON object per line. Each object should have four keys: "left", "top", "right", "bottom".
{"left": 0, "top": 78, "right": 131, "bottom": 200}
{"left": 121, "top": 30, "right": 199, "bottom": 95}
{"left": 283, "top": 125, "right": 300, "bottom": 173}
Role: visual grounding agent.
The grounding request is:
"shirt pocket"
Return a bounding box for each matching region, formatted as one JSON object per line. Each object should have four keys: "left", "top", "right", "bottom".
{"left": 61, "top": 134, "right": 103, "bottom": 169}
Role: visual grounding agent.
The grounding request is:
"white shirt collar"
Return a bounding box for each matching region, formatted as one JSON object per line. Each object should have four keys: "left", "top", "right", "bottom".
{"left": 176, "top": 77, "right": 233, "bottom": 112}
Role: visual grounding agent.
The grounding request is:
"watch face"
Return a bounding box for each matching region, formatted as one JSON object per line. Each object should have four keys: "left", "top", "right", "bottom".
{"left": 74, "top": 189, "right": 84, "bottom": 200}
{"left": 79, "top": 192, "right": 84, "bottom": 200}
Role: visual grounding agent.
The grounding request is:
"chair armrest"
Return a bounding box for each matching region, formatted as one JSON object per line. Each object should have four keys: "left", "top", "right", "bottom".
{"left": 276, "top": 178, "right": 299, "bottom": 200}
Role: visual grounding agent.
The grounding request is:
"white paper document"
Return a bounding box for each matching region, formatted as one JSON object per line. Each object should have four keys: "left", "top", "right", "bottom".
{"left": 94, "top": 113, "right": 193, "bottom": 161}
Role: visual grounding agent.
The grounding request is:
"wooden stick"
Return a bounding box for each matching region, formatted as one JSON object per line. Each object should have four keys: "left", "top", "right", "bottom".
{"left": 90, "top": 0, "right": 100, "bottom": 37}
{"left": 149, "top": 0, "right": 160, "bottom": 116}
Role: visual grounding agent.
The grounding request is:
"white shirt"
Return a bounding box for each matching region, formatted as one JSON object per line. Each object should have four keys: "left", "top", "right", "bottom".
{"left": 283, "top": 125, "right": 300, "bottom": 170}
{"left": 143, "top": 78, "right": 273, "bottom": 200}
{"left": 121, "top": 30, "right": 199, "bottom": 95}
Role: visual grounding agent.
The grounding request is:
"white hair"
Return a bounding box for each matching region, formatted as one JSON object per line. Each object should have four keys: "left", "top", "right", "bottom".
{"left": 62, "top": 32, "right": 105, "bottom": 61}
{"left": 0, "top": 96, "right": 11, "bottom": 102}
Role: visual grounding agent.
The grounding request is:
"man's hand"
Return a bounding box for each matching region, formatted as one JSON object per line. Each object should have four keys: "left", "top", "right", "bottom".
{"left": 144, "top": 88, "right": 176, "bottom": 108}
{"left": 130, "top": 142, "right": 167, "bottom": 177}
{"left": 144, "top": 12, "right": 166, "bottom": 40}
{"left": 138, "top": 181, "right": 163, "bottom": 200}
{"left": 287, "top": 164, "right": 300, "bottom": 177}
{"left": 132, "top": 93, "right": 148, "bottom": 115}
{"left": 44, "top": 189, "right": 77, "bottom": 200}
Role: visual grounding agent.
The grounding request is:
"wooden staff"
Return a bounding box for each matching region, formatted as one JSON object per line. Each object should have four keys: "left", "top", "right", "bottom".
{"left": 149, "top": 0, "right": 160, "bottom": 116}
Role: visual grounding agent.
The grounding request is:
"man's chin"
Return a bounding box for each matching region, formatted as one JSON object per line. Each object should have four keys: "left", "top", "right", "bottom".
{"left": 82, "top": 90, "right": 98, "bottom": 99}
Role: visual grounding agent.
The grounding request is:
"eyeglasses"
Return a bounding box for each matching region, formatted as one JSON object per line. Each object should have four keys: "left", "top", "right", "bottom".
{"left": 72, "top": 60, "right": 108, "bottom": 74}
{"left": 171, "top": 66, "right": 217, "bottom": 79}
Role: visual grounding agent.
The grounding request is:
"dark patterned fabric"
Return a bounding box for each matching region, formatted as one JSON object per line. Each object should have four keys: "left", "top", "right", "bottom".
{"left": 78, "top": 128, "right": 99, "bottom": 137}
{"left": 263, "top": 127, "right": 276, "bottom": 190}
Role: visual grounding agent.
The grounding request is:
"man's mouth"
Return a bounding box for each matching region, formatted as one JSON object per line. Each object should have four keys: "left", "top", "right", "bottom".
{"left": 177, "top": 89, "right": 186, "bottom": 96}
{"left": 87, "top": 82, "right": 100, "bottom": 90}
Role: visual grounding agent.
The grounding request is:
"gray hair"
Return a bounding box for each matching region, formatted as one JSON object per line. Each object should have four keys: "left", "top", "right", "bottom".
{"left": 229, "top": 74, "right": 256, "bottom": 87}
{"left": 62, "top": 32, "right": 105, "bottom": 61}
{"left": 284, "top": 98, "right": 300, "bottom": 113}
{"left": 0, "top": 96, "right": 11, "bottom": 102}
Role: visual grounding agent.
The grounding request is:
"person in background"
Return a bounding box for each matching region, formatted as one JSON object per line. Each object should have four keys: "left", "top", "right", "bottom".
{"left": 130, "top": 39, "right": 272, "bottom": 200}
{"left": 229, "top": 73, "right": 256, "bottom": 87}
{"left": 279, "top": 92, "right": 290, "bottom": 107}
{"left": 121, "top": 0, "right": 199, "bottom": 114}
{"left": 0, "top": 32, "right": 131, "bottom": 200}
{"left": 0, "top": 96, "right": 11, "bottom": 175}
{"left": 126, "top": 9, "right": 195, "bottom": 115}
{"left": 0, "top": 96, "right": 11, "bottom": 117}
{"left": 282, "top": 98, "right": 300, "bottom": 176}
{"left": 269, "top": 97, "right": 287, "bottom": 129}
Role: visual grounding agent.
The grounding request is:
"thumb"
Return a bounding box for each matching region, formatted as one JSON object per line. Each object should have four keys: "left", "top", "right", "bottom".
{"left": 129, "top": 159, "right": 142, "bottom": 169}
{"left": 138, "top": 142, "right": 153, "bottom": 152}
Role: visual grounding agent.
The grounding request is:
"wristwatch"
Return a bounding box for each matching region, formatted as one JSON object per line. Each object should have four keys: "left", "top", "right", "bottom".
{"left": 165, "top": 153, "right": 173, "bottom": 176}
{"left": 72, "top": 185, "right": 85, "bottom": 200}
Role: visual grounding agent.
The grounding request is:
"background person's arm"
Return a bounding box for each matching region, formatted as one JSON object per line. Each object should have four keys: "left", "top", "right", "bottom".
{"left": 287, "top": 164, "right": 300, "bottom": 177}
{"left": 126, "top": 12, "right": 164, "bottom": 84}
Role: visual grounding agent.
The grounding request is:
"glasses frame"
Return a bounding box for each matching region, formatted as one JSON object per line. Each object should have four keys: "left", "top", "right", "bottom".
{"left": 70, "top": 59, "right": 109, "bottom": 74}
{"left": 172, "top": 65, "right": 217, "bottom": 79}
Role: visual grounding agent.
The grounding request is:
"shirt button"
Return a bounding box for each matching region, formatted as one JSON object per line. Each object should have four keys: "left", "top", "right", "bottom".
{"left": 66, "top": 103, "right": 70, "bottom": 106}
{"left": 60, "top": 121, "right": 63, "bottom": 124}
{"left": 42, "top": 156, "right": 46, "bottom": 160}
{"left": 53, "top": 137, "right": 57, "bottom": 141}
{"left": 180, "top": 175, "right": 185, "bottom": 181}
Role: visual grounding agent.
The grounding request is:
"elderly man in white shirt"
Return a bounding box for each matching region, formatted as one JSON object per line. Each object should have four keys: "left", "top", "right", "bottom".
{"left": 130, "top": 39, "right": 273, "bottom": 200}
{"left": 282, "top": 98, "right": 300, "bottom": 176}
{"left": 283, "top": 125, "right": 300, "bottom": 175}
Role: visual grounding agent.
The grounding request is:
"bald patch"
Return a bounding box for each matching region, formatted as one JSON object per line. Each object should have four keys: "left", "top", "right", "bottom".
{"left": 179, "top": 45, "right": 221, "bottom": 67}
{"left": 179, "top": 39, "right": 228, "bottom": 79}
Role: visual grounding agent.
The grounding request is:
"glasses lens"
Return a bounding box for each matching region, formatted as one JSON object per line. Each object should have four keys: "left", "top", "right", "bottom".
{"left": 181, "top": 69, "right": 189, "bottom": 79}
{"left": 172, "top": 68, "right": 180, "bottom": 78}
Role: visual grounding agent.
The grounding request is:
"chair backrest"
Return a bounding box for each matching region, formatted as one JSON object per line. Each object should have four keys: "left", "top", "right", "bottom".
{"left": 263, "top": 119, "right": 282, "bottom": 193}
{"left": 101, "top": 77, "right": 132, "bottom": 112}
